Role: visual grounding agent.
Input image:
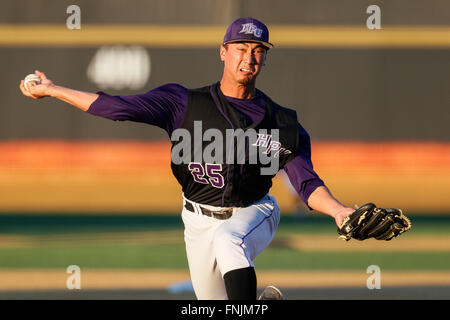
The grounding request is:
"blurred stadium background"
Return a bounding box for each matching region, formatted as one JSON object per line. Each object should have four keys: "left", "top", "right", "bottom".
{"left": 0, "top": 0, "right": 449, "bottom": 299}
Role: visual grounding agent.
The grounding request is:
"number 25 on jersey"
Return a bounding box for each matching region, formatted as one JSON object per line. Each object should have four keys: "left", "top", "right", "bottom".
{"left": 188, "top": 163, "right": 225, "bottom": 189}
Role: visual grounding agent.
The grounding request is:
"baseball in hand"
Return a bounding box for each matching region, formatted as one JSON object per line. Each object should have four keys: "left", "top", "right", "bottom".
{"left": 23, "top": 74, "right": 41, "bottom": 91}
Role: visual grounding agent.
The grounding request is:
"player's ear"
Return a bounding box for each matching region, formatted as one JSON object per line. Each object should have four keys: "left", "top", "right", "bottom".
{"left": 220, "top": 44, "right": 227, "bottom": 62}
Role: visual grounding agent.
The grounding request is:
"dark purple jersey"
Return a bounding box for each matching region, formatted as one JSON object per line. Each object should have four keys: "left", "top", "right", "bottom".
{"left": 87, "top": 83, "right": 325, "bottom": 206}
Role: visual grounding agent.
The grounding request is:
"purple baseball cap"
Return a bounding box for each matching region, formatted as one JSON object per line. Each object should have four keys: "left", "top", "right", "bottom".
{"left": 223, "top": 17, "right": 273, "bottom": 49}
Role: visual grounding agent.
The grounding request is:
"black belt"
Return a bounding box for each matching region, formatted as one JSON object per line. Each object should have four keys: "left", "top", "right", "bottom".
{"left": 184, "top": 201, "right": 233, "bottom": 220}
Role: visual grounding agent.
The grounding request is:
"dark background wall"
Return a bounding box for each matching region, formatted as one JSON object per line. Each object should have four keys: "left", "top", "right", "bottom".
{"left": 2, "top": 0, "right": 449, "bottom": 25}
{"left": 1, "top": 0, "right": 449, "bottom": 141}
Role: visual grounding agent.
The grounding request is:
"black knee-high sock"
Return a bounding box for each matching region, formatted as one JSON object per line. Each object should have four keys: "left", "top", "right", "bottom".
{"left": 223, "top": 267, "right": 257, "bottom": 300}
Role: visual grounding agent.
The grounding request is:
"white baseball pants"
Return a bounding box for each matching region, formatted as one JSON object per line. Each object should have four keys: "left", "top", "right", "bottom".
{"left": 181, "top": 194, "right": 280, "bottom": 300}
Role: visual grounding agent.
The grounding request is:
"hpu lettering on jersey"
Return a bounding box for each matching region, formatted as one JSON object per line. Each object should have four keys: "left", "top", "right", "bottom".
{"left": 239, "top": 23, "right": 263, "bottom": 38}
{"left": 253, "top": 133, "right": 292, "bottom": 158}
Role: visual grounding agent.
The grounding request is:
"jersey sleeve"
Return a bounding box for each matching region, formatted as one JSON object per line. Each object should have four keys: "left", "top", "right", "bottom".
{"left": 87, "top": 83, "right": 188, "bottom": 135}
{"left": 283, "top": 123, "right": 325, "bottom": 207}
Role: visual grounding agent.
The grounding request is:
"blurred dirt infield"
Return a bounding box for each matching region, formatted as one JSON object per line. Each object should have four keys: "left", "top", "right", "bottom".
{"left": 1, "top": 269, "right": 450, "bottom": 291}
{"left": 0, "top": 140, "right": 449, "bottom": 213}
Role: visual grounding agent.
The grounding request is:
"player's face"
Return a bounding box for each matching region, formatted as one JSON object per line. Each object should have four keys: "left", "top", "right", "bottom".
{"left": 220, "top": 42, "right": 267, "bottom": 85}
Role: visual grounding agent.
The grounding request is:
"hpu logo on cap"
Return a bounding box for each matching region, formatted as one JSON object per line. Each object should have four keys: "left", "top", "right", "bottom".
{"left": 239, "top": 23, "right": 263, "bottom": 38}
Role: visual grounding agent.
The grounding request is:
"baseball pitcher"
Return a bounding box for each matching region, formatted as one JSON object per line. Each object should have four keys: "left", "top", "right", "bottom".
{"left": 19, "top": 17, "right": 410, "bottom": 300}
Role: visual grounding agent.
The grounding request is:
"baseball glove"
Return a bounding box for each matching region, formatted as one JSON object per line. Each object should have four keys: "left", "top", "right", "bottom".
{"left": 337, "top": 203, "right": 412, "bottom": 241}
